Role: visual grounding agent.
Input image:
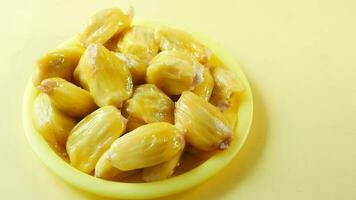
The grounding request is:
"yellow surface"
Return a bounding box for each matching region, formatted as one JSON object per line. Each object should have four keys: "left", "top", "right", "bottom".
{"left": 1, "top": 0, "right": 356, "bottom": 199}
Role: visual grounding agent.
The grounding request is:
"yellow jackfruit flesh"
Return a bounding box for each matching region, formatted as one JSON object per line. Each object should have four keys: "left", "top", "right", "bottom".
{"left": 155, "top": 26, "right": 211, "bottom": 64}
{"left": 32, "top": 93, "right": 76, "bottom": 155}
{"left": 95, "top": 150, "right": 138, "bottom": 180}
{"left": 74, "top": 43, "right": 133, "bottom": 107}
{"left": 117, "top": 25, "right": 159, "bottom": 64}
{"left": 210, "top": 67, "right": 244, "bottom": 109}
{"left": 106, "top": 122, "right": 185, "bottom": 171}
{"left": 38, "top": 77, "right": 97, "bottom": 118}
{"left": 125, "top": 84, "right": 174, "bottom": 123}
{"left": 115, "top": 52, "right": 147, "bottom": 84}
{"left": 175, "top": 91, "right": 233, "bottom": 151}
{"left": 142, "top": 150, "right": 183, "bottom": 182}
{"left": 32, "top": 46, "right": 84, "bottom": 86}
{"left": 66, "top": 106, "right": 127, "bottom": 173}
{"left": 192, "top": 67, "right": 214, "bottom": 101}
{"left": 79, "top": 8, "right": 132, "bottom": 47}
{"left": 146, "top": 50, "right": 204, "bottom": 95}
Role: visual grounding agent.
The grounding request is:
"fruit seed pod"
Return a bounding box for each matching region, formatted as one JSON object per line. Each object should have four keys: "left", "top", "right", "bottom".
{"left": 32, "top": 93, "right": 76, "bottom": 153}
{"left": 95, "top": 150, "right": 138, "bottom": 180}
{"left": 125, "top": 84, "right": 174, "bottom": 124}
{"left": 106, "top": 122, "right": 185, "bottom": 171}
{"left": 117, "top": 25, "right": 159, "bottom": 64}
{"left": 146, "top": 50, "right": 204, "bottom": 95}
{"left": 221, "top": 93, "right": 241, "bottom": 130}
{"left": 192, "top": 67, "right": 214, "bottom": 101}
{"left": 155, "top": 26, "right": 211, "bottom": 64}
{"left": 115, "top": 52, "right": 148, "bottom": 84}
{"left": 75, "top": 43, "right": 133, "bottom": 107}
{"left": 79, "top": 8, "right": 132, "bottom": 47}
{"left": 38, "top": 77, "right": 97, "bottom": 118}
{"left": 210, "top": 67, "right": 244, "bottom": 110}
{"left": 32, "top": 46, "right": 84, "bottom": 86}
{"left": 175, "top": 91, "right": 233, "bottom": 151}
{"left": 142, "top": 150, "right": 183, "bottom": 182}
{"left": 66, "top": 106, "right": 127, "bottom": 173}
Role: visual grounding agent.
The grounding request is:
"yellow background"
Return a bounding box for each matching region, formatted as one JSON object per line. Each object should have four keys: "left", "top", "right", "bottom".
{"left": 1, "top": 0, "right": 356, "bottom": 199}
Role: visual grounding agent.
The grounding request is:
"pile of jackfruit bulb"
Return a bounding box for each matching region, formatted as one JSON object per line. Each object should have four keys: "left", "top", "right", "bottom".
{"left": 31, "top": 7, "right": 244, "bottom": 182}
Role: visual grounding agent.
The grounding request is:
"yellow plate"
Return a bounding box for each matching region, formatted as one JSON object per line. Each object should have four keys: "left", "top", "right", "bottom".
{"left": 22, "top": 23, "right": 253, "bottom": 199}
